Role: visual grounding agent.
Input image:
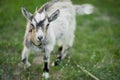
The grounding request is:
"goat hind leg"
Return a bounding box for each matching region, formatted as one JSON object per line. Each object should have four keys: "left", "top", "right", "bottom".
{"left": 52, "top": 46, "right": 70, "bottom": 66}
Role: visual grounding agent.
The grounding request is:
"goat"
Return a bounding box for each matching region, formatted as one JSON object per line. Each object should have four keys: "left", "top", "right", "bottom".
{"left": 21, "top": 0, "right": 94, "bottom": 79}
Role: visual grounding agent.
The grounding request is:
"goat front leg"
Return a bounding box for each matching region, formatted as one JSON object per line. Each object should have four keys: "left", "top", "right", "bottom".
{"left": 42, "top": 54, "right": 50, "bottom": 79}
{"left": 42, "top": 45, "right": 53, "bottom": 79}
{"left": 42, "top": 37, "right": 55, "bottom": 79}
{"left": 21, "top": 46, "right": 31, "bottom": 68}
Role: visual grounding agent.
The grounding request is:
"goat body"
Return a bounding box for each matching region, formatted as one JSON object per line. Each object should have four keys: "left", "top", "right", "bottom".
{"left": 21, "top": 0, "right": 94, "bottom": 79}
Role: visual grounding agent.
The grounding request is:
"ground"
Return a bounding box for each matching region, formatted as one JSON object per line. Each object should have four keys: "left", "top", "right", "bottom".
{"left": 0, "top": 0, "right": 120, "bottom": 80}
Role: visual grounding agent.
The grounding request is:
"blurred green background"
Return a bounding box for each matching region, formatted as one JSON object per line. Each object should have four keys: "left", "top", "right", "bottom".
{"left": 0, "top": 0, "right": 120, "bottom": 80}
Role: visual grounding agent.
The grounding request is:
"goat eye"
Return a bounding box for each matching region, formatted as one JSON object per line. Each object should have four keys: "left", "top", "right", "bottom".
{"left": 31, "top": 24, "right": 34, "bottom": 27}
{"left": 46, "top": 24, "right": 49, "bottom": 30}
{"left": 29, "top": 24, "right": 34, "bottom": 32}
{"left": 47, "top": 24, "right": 49, "bottom": 26}
{"left": 29, "top": 29, "right": 32, "bottom": 32}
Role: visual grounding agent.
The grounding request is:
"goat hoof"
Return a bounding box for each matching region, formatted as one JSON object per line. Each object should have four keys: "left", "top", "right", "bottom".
{"left": 42, "top": 72, "right": 49, "bottom": 79}
{"left": 26, "top": 62, "right": 31, "bottom": 68}
{"left": 51, "top": 62, "right": 55, "bottom": 66}
{"left": 23, "top": 62, "right": 31, "bottom": 69}
{"left": 51, "top": 59, "right": 61, "bottom": 66}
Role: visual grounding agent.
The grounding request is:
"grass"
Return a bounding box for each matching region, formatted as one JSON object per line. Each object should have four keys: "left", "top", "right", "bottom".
{"left": 0, "top": 0, "right": 120, "bottom": 80}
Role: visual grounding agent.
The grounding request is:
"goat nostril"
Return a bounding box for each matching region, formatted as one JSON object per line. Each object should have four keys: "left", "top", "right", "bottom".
{"left": 38, "top": 36, "right": 43, "bottom": 41}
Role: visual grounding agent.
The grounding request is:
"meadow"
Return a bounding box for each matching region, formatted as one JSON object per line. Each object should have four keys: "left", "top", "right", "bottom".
{"left": 0, "top": 0, "right": 120, "bottom": 80}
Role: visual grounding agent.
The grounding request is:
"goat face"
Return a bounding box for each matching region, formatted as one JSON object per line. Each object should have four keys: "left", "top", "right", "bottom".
{"left": 21, "top": 6, "right": 60, "bottom": 45}
{"left": 30, "top": 12, "right": 49, "bottom": 45}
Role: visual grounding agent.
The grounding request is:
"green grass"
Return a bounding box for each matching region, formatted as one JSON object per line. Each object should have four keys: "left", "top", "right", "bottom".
{"left": 0, "top": 0, "right": 120, "bottom": 80}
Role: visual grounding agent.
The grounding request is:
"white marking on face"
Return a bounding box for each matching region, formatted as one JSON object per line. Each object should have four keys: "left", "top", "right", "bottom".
{"left": 44, "top": 19, "right": 49, "bottom": 26}
{"left": 32, "top": 12, "right": 46, "bottom": 27}
{"left": 35, "top": 12, "right": 46, "bottom": 23}
{"left": 32, "top": 19, "right": 36, "bottom": 26}
{"left": 36, "top": 27, "right": 44, "bottom": 41}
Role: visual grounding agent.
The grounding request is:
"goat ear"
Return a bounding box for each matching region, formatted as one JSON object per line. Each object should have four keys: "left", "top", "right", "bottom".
{"left": 48, "top": 9, "right": 60, "bottom": 22}
{"left": 21, "top": 6, "right": 32, "bottom": 22}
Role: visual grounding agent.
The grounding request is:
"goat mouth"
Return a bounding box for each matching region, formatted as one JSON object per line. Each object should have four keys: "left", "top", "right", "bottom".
{"left": 37, "top": 43, "right": 42, "bottom": 46}
{"left": 32, "top": 38, "right": 46, "bottom": 47}
{"left": 36, "top": 41, "right": 43, "bottom": 46}
{"left": 31, "top": 40, "right": 43, "bottom": 47}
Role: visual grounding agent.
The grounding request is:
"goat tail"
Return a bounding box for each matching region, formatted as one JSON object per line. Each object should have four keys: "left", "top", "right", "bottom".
{"left": 74, "top": 4, "right": 94, "bottom": 15}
